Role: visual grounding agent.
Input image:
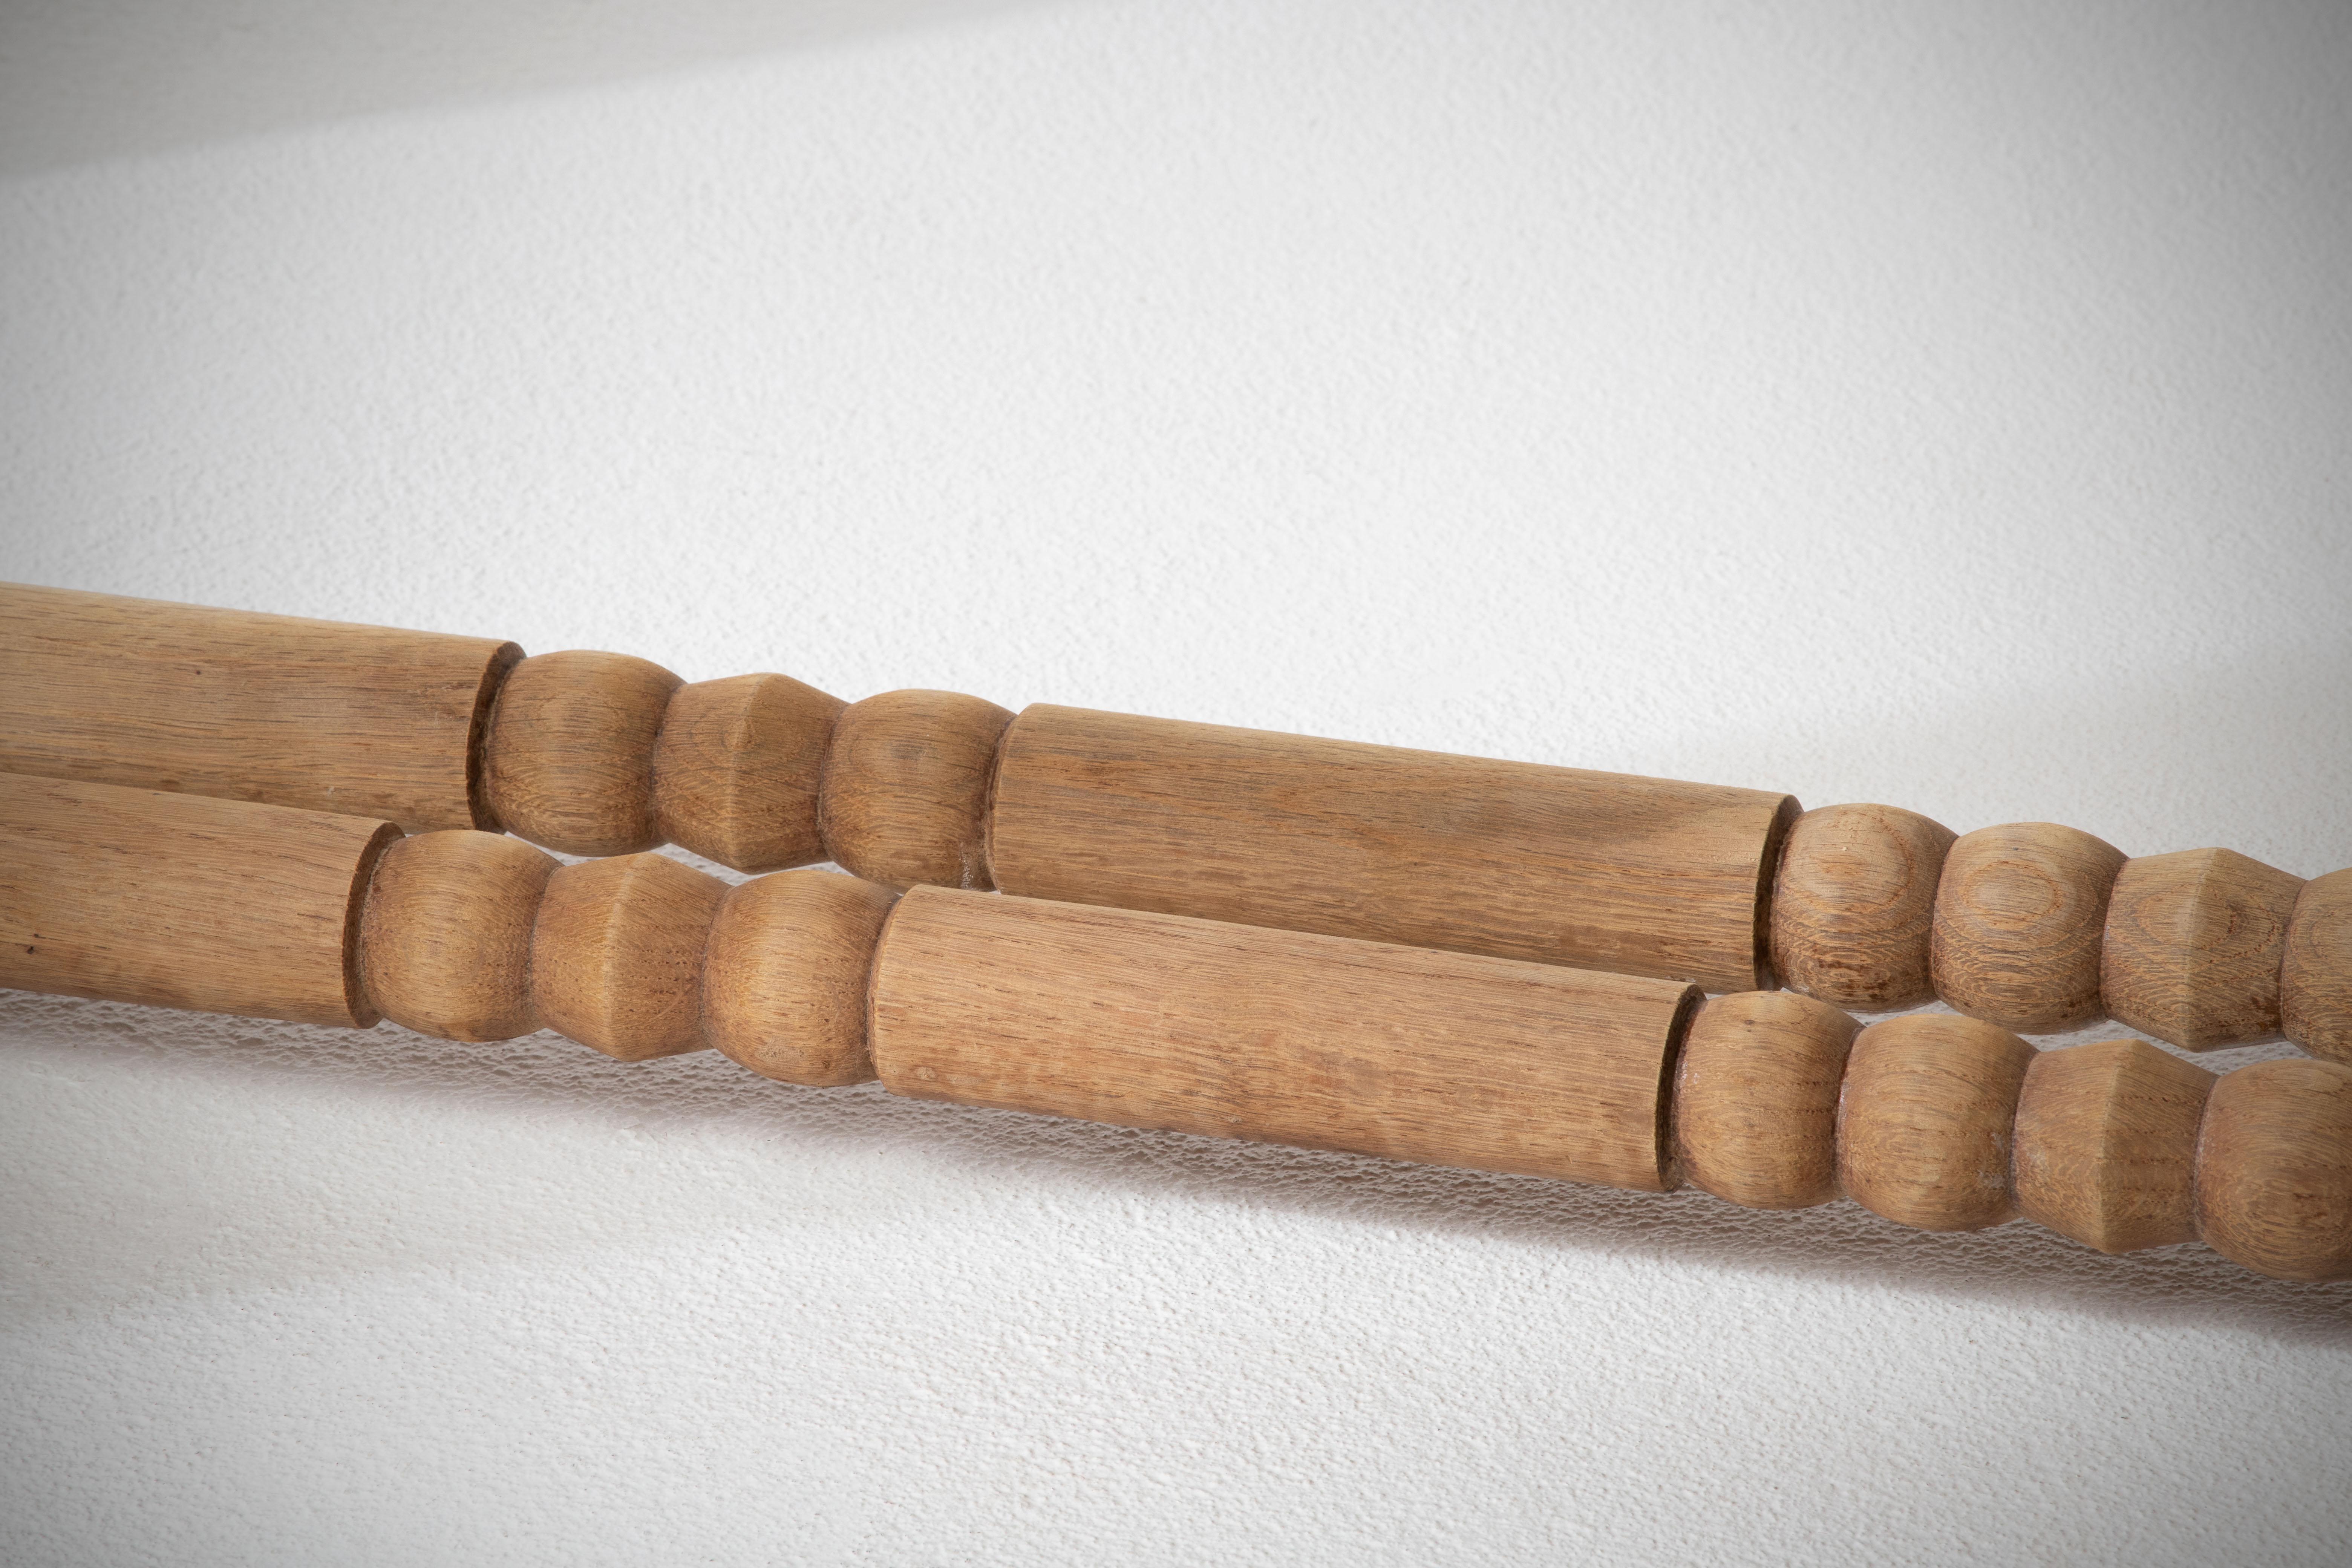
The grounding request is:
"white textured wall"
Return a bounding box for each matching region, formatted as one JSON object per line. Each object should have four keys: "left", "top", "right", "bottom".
{"left": 3, "top": 3, "right": 2349, "bottom": 1563}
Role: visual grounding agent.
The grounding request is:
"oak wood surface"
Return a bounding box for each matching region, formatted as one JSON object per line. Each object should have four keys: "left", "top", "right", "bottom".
{"left": 652, "top": 673, "right": 844, "bottom": 873}
{"left": 358, "top": 830, "right": 558, "bottom": 1042}
{"left": 1769, "top": 803, "right": 1954, "bottom": 1009}
{"left": 2282, "top": 869, "right": 2352, "bottom": 1066}
{"left": 1672, "top": 990, "right": 1859, "bottom": 1209}
{"left": 2011, "top": 1038, "right": 2211, "bottom": 1254}
{"left": 987, "top": 704, "right": 1798, "bottom": 994}
{"left": 1931, "top": 822, "right": 2127, "bottom": 1033}
{"left": 0, "top": 773, "right": 398, "bottom": 1027}
{"left": 2195, "top": 1057, "right": 2352, "bottom": 1282}
{"left": 703, "top": 869, "right": 897, "bottom": 1086}
{"left": 0, "top": 581, "right": 517, "bottom": 831}
{"left": 870, "top": 885, "right": 1699, "bottom": 1190}
{"left": 1836, "top": 1014, "right": 2036, "bottom": 1232}
{"left": 482, "top": 650, "right": 683, "bottom": 856}
{"left": 530, "top": 852, "right": 724, "bottom": 1061}
{"left": 819, "top": 689, "right": 1014, "bottom": 891}
{"left": 2099, "top": 848, "right": 2302, "bottom": 1050}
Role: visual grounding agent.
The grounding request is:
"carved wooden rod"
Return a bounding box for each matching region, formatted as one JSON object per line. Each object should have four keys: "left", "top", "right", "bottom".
{"left": 1, "top": 772, "right": 2346, "bottom": 1283}
{"left": 2, "top": 582, "right": 2345, "bottom": 1064}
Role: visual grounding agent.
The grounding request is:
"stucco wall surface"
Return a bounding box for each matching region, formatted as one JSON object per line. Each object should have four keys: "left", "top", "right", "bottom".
{"left": 2, "top": 3, "right": 2349, "bottom": 1563}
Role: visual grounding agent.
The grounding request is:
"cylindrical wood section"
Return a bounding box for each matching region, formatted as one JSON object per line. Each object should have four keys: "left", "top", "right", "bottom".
{"left": 986, "top": 705, "right": 1798, "bottom": 994}
{"left": 869, "top": 885, "right": 1700, "bottom": 1190}
{"left": 0, "top": 773, "right": 398, "bottom": 1027}
{"left": 0, "top": 583, "right": 518, "bottom": 831}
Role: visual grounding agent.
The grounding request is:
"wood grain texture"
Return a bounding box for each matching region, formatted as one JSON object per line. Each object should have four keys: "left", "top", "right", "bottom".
{"left": 2281, "top": 869, "right": 2352, "bottom": 1066}
{"left": 819, "top": 689, "right": 1014, "bottom": 891}
{"left": 703, "top": 869, "right": 897, "bottom": 1086}
{"left": 1769, "top": 803, "right": 1955, "bottom": 1009}
{"left": 358, "top": 830, "right": 557, "bottom": 1042}
{"left": 0, "top": 581, "right": 518, "bottom": 831}
{"left": 1836, "top": 1014, "right": 2035, "bottom": 1231}
{"left": 1672, "top": 990, "right": 1860, "bottom": 1209}
{"left": 482, "top": 651, "right": 682, "bottom": 856}
{"left": 2195, "top": 1057, "right": 2352, "bottom": 1282}
{"left": 652, "top": 673, "right": 845, "bottom": 873}
{"left": 988, "top": 705, "right": 1799, "bottom": 994}
{"left": 1931, "top": 822, "right": 2127, "bottom": 1033}
{"left": 2099, "top": 848, "right": 2302, "bottom": 1050}
{"left": 871, "top": 885, "right": 1699, "bottom": 1190}
{"left": 530, "top": 852, "right": 724, "bottom": 1061}
{"left": 2011, "top": 1038, "right": 2211, "bottom": 1254}
{"left": 0, "top": 773, "right": 398, "bottom": 1027}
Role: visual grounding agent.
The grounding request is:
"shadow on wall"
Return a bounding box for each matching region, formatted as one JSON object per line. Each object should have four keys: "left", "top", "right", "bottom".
{"left": 0, "top": 0, "right": 1063, "bottom": 178}
{"left": 8, "top": 991, "right": 2349, "bottom": 1347}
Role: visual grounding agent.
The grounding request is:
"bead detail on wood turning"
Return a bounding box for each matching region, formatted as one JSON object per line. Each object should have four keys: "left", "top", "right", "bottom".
{"left": 1672, "top": 990, "right": 1858, "bottom": 1209}
{"left": 2011, "top": 1038, "right": 2210, "bottom": 1253}
{"left": 2194, "top": 1058, "right": 2352, "bottom": 1282}
{"left": 530, "top": 853, "right": 725, "bottom": 1061}
{"left": 483, "top": 650, "right": 684, "bottom": 856}
{"left": 1931, "top": 823, "right": 2127, "bottom": 1034}
{"left": 359, "top": 830, "right": 557, "bottom": 1042}
{"left": 2282, "top": 870, "right": 2352, "bottom": 1066}
{"left": 819, "top": 689, "right": 1015, "bottom": 890}
{"left": 652, "top": 673, "right": 844, "bottom": 873}
{"left": 703, "top": 869, "right": 897, "bottom": 1086}
{"left": 1769, "top": 803, "right": 1955, "bottom": 1009}
{"left": 2099, "top": 848, "right": 2302, "bottom": 1050}
{"left": 1837, "top": 1014, "right": 2035, "bottom": 1231}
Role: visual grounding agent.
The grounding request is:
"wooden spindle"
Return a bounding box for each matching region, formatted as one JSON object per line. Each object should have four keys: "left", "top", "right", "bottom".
{"left": 4, "top": 583, "right": 2346, "bottom": 1062}
{"left": 0, "top": 582, "right": 516, "bottom": 830}
{"left": 2, "top": 773, "right": 2347, "bottom": 1282}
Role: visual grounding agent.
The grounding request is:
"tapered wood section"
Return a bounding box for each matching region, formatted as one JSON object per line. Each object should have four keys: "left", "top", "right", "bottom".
{"left": 483, "top": 651, "right": 683, "bottom": 856}
{"left": 1837, "top": 1014, "right": 2035, "bottom": 1231}
{"left": 653, "top": 673, "right": 845, "bottom": 873}
{"left": 530, "top": 853, "right": 724, "bottom": 1061}
{"left": 872, "top": 886, "right": 1698, "bottom": 1188}
{"left": 2196, "top": 1058, "right": 2352, "bottom": 1282}
{"left": 1932, "top": 823, "right": 2127, "bottom": 1033}
{"left": 1673, "top": 991, "right": 1859, "bottom": 1209}
{"left": 2012, "top": 1039, "right": 2211, "bottom": 1253}
{"left": 1770, "top": 804, "right": 1954, "bottom": 1009}
{"left": 2101, "top": 848, "right": 2302, "bottom": 1049}
{"left": 704, "top": 870, "right": 897, "bottom": 1086}
{"left": 989, "top": 706, "right": 1798, "bottom": 994}
{"left": 820, "top": 690, "right": 1014, "bottom": 891}
{"left": 0, "top": 773, "right": 397, "bottom": 1026}
{"left": 359, "top": 830, "right": 557, "bottom": 1041}
{"left": 2282, "top": 870, "right": 2352, "bottom": 1066}
{"left": 0, "top": 582, "right": 518, "bottom": 831}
